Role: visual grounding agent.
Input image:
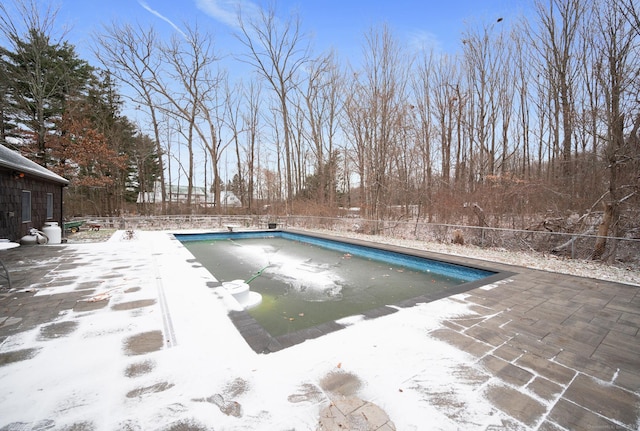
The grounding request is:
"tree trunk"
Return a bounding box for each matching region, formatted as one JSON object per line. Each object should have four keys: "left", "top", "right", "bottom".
{"left": 473, "top": 203, "right": 489, "bottom": 227}
{"left": 592, "top": 202, "right": 613, "bottom": 260}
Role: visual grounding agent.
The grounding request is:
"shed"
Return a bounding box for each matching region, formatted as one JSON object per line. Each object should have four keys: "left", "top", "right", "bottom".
{"left": 0, "top": 144, "right": 69, "bottom": 241}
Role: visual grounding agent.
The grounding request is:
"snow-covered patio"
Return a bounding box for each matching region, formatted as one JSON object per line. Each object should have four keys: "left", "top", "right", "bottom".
{"left": 0, "top": 230, "right": 639, "bottom": 430}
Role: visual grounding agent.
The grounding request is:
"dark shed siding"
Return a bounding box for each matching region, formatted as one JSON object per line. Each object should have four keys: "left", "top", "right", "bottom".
{"left": 1, "top": 167, "right": 64, "bottom": 241}
{"left": 0, "top": 146, "right": 67, "bottom": 242}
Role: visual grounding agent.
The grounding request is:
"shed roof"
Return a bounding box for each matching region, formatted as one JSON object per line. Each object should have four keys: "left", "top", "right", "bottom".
{"left": 0, "top": 144, "right": 69, "bottom": 185}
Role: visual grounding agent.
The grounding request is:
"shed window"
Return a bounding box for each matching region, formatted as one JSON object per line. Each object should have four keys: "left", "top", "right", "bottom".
{"left": 21, "top": 190, "right": 31, "bottom": 222}
{"left": 46, "top": 193, "right": 54, "bottom": 219}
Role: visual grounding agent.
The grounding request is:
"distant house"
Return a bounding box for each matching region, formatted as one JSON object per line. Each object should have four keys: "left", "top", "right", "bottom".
{"left": 136, "top": 182, "right": 242, "bottom": 208}
{"left": 219, "top": 190, "right": 242, "bottom": 208}
{"left": 0, "top": 144, "right": 69, "bottom": 241}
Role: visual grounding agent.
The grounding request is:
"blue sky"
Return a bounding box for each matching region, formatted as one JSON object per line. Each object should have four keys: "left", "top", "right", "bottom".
{"left": 57, "top": 0, "right": 530, "bottom": 66}
{"left": 47, "top": 0, "right": 531, "bottom": 185}
{"left": 47, "top": 0, "right": 530, "bottom": 185}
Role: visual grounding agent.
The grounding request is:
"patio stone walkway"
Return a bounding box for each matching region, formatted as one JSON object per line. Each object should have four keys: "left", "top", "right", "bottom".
{"left": 428, "top": 255, "right": 640, "bottom": 430}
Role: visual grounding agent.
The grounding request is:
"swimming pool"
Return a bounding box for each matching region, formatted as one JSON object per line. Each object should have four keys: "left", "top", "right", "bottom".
{"left": 176, "top": 230, "right": 512, "bottom": 353}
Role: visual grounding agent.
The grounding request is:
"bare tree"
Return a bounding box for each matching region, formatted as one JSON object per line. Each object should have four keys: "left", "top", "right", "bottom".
{"left": 512, "top": 19, "right": 534, "bottom": 179}
{"left": 344, "top": 24, "right": 410, "bottom": 225}
{"left": 496, "top": 29, "right": 516, "bottom": 175}
{"left": 343, "top": 76, "right": 369, "bottom": 216}
{"left": 620, "top": 0, "right": 640, "bottom": 36}
{"left": 461, "top": 18, "right": 506, "bottom": 187}
{"left": 533, "top": 0, "right": 586, "bottom": 187}
{"left": 410, "top": 51, "right": 435, "bottom": 220}
{"left": 235, "top": 3, "right": 310, "bottom": 210}
{"left": 153, "top": 24, "right": 223, "bottom": 209}
{"left": 224, "top": 79, "right": 244, "bottom": 206}
{"left": 289, "top": 91, "right": 306, "bottom": 197}
{"left": 591, "top": 0, "right": 638, "bottom": 260}
{"left": 299, "top": 51, "right": 343, "bottom": 206}
{"left": 94, "top": 22, "right": 168, "bottom": 211}
{"left": 575, "top": 7, "right": 603, "bottom": 196}
{"left": 430, "top": 53, "right": 459, "bottom": 187}
{"left": 321, "top": 56, "right": 344, "bottom": 208}
{"left": 241, "top": 80, "right": 262, "bottom": 211}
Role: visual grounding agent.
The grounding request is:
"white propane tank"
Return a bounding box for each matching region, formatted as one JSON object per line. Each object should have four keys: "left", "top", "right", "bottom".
{"left": 42, "top": 222, "right": 62, "bottom": 244}
{"left": 20, "top": 234, "right": 38, "bottom": 245}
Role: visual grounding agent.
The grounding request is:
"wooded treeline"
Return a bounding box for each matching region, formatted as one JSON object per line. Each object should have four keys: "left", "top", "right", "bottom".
{"left": 1, "top": 0, "right": 639, "bottom": 248}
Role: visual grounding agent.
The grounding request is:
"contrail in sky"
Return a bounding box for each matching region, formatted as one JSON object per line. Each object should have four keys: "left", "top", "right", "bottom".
{"left": 138, "top": 0, "right": 188, "bottom": 38}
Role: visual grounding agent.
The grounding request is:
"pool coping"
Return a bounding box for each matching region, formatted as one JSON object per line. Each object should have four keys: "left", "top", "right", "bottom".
{"left": 182, "top": 229, "right": 517, "bottom": 354}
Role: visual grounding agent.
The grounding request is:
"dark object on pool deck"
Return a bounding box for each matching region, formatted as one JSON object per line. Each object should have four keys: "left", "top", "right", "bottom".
{"left": 268, "top": 223, "right": 277, "bottom": 229}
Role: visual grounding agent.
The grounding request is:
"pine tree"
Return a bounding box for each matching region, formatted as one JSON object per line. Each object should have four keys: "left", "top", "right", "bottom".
{"left": 1, "top": 28, "right": 92, "bottom": 165}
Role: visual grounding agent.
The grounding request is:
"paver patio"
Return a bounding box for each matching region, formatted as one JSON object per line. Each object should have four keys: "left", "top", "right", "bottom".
{"left": 0, "top": 230, "right": 638, "bottom": 430}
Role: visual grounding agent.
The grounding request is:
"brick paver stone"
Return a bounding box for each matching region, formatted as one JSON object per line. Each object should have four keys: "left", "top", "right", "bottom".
{"left": 562, "top": 374, "right": 640, "bottom": 429}
{"left": 548, "top": 398, "right": 629, "bottom": 431}
{"left": 430, "top": 328, "right": 493, "bottom": 357}
{"left": 526, "top": 376, "right": 563, "bottom": 402}
{"left": 515, "top": 353, "right": 576, "bottom": 385}
{"left": 485, "top": 384, "right": 547, "bottom": 427}
{"left": 480, "top": 355, "right": 534, "bottom": 387}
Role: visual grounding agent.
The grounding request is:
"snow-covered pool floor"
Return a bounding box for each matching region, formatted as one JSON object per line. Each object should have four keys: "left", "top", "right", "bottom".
{"left": 0, "top": 230, "right": 638, "bottom": 430}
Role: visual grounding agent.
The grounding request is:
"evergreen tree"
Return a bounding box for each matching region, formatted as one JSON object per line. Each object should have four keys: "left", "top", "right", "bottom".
{"left": 1, "top": 28, "right": 92, "bottom": 165}
{"left": 228, "top": 173, "right": 247, "bottom": 205}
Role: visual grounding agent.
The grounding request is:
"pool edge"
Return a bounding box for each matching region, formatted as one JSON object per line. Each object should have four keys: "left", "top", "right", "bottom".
{"left": 175, "top": 228, "right": 517, "bottom": 354}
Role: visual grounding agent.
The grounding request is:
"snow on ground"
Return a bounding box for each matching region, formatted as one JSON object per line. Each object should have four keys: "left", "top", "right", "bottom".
{"left": 1, "top": 228, "right": 638, "bottom": 430}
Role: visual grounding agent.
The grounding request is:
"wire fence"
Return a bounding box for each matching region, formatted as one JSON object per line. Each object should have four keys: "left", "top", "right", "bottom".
{"left": 78, "top": 214, "right": 640, "bottom": 267}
